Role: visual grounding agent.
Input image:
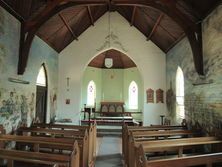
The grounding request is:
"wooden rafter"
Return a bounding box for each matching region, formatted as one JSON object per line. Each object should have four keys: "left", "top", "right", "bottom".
{"left": 0, "top": 0, "right": 24, "bottom": 21}
{"left": 58, "top": 13, "right": 78, "bottom": 40}
{"left": 140, "top": 7, "right": 176, "bottom": 41}
{"left": 17, "top": 0, "right": 107, "bottom": 74}
{"left": 165, "top": 33, "right": 186, "bottom": 53}
{"left": 87, "top": 6, "right": 94, "bottom": 26}
{"left": 15, "top": 0, "right": 204, "bottom": 75}
{"left": 113, "top": 0, "right": 204, "bottom": 75}
{"left": 130, "top": 6, "right": 136, "bottom": 26}
{"left": 178, "top": 0, "right": 202, "bottom": 21}
{"left": 147, "top": 13, "right": 164, "bottom": 41}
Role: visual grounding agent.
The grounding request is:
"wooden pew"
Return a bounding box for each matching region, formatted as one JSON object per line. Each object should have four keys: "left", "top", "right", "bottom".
{"left": 0, "top": 134, "right": 78, "bottom": 152}
{"left": 122, "top": 124, "right": 187, "bottom": 159}
{"left": 131, "top": 136, "right": 222, "bottom": 167}
{"left": 122, "top": 125, "right": 187, "bottom": 167}
{"left": 127, "top": 130, "right": 199, "bottom": 167}
{"left": 32, "top": 123, "right": 97, "bottom": 166}
{"left": 17, "top": 127, "right": 88, "bottom": 167}
{"left": 0, "top": 132, "right": 80, "bottom": 167}
{"left": 136, "top": 144, "right": 222, "bottom": 167}
{"left": 0, "top": 147, "right": 79, "bottom": 167}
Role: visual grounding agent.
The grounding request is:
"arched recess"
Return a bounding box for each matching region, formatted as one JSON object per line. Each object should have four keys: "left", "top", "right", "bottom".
{"left": 36, "top": 64, "right": 48, "bottom": 123}
{"left": 81, "top": 48, "right": 143, "bottom": 116}
{"left": 18, "top": 1, "right": 203, "bottom": 76}
{"left": 176, "top": 66, "right": 185, "bottom": 123}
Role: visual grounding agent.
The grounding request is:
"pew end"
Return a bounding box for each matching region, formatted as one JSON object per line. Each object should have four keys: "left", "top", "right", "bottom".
{"left": 71, "top": 140, "right": 80, "bottom": 167}
{"left": 136, "top": 144, "right": 147, "bottom": 167}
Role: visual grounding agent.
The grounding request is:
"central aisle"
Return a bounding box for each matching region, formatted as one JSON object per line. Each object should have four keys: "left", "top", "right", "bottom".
{"left": 95, "top": 137, "right": 123, "bottom": 167}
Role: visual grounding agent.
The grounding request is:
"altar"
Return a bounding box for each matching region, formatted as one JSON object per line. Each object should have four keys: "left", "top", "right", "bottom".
{"left": 81, "top": 101, "right": 142, "bottom": 126}
{"left": 100, "top": 101, "right": 124, "bottom": 116}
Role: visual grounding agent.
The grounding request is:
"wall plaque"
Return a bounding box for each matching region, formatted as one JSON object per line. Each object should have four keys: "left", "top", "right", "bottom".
{"left": 156, "top": 89, "right": 164, "bottom": 103}
{"left": 146, "top": 89, "right": 154, "bottom": 103}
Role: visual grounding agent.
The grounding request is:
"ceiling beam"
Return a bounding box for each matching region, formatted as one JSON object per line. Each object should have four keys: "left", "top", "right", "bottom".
{"left": 130, "top": 6, "right": 136, "bottom": 26}
{"left": 112, "top": 0, "right": 204, "bottom": 75}
{"left": 179, "top": 0, "right": 202, "bottom": 21}
{"left": 165, "top": 33, "right": 185, "bottom": 53}
{"left": 0, "top": 0, "right": 24, "bottom": 21}
{"left": 17, "top": 0, "right": 107, "bottom": 74}
{"left": 87, "top": 6, "right": 94, "bottom": 26}
{"left": 17, "top": 0, "right": 204, "bottom": 75}
{"left": 147, "top": 13, "right": 163, "bottom": 41}
{"left": 140, "top": 7, "right": 176, "bottom": 41}
{"left": 58, "top": 13, "right": 78, "bottom": 40}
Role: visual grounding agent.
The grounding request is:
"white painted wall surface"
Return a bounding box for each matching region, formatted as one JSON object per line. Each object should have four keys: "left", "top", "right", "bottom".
{"left": 58, "top": 12, "right": 166, "bottom": 125}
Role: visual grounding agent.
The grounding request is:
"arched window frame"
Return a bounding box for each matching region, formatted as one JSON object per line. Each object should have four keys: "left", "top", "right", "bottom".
{"left": 36, "top": 64, "right": 47, "bottom": 87}
{"left": 176, "top": 66, "right": 185, "bottom": 120}
{"left": 129, "top": 81, "right": 138, "bottom": 110}
{"left": 87, "top": 80, "right": 96, "bottom": 107}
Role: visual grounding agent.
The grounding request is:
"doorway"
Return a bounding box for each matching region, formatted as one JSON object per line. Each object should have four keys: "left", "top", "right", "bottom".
{"left": 35, "top": 64, "right": 48, "bottom": 123}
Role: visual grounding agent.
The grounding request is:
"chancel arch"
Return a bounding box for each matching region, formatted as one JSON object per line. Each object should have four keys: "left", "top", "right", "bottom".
{"left": 81, "top": 49, "right": 143, "bottom": 123}
{"left": 59, "top": 12, "right": 165, "bottom": 125}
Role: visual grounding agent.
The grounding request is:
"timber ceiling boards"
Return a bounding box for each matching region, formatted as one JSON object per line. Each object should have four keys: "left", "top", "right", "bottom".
{"left": 88, "top": 49, "right": 136, "bottom": 69}
{"left": 2, "top": 0, "right": 220, "bottom": 53}
{"left": 0, "top": 0, "right": 221, "bottom": 75}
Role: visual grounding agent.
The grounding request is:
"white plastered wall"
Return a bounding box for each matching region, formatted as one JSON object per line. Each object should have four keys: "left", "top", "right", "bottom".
{"left": 58, "top": 12, "right": 166, "bottom": 125}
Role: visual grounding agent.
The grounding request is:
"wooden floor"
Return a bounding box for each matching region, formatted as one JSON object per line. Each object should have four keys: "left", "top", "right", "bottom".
{"left": 95, "top": 137, "right": 123, "bottom": 167}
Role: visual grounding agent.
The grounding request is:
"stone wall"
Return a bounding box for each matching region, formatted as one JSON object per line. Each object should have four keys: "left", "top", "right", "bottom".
{"left": 166, "top": 5, "right": 222, "bottom": 133}
{"left": 0, "top": 7, "right": 58, "bottom": 133}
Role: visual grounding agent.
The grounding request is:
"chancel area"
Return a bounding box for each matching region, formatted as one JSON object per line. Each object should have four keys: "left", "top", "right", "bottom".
{"left": 0, "top": 0, "right": 222, "bottom": 167}
{"left": 81, "top": 49, "right": 143, "bottom": 126}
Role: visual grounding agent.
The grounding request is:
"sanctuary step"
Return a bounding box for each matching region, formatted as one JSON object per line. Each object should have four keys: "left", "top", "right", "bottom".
{"left": 97, "top": 125, "right": 122, "bottom": 137}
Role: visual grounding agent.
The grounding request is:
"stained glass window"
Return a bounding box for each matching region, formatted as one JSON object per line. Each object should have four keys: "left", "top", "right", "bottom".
{"left": 87, "top": 81, "right": 96, "bottom": 106}
{"left": 129, "top": 81, "right": 138, "bottom": 109}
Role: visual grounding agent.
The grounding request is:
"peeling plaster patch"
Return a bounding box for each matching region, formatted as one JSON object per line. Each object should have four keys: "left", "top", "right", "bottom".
{"left": 0, "top": 8, "right": 4, "bottom": 35}
{"left": 0, "top": 44, "right": 6, "bottom": 72}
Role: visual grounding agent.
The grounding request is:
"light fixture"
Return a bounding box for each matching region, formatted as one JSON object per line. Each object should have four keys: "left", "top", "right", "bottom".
{"left": 104, "top": 10, "right": 113, "bottom": 69}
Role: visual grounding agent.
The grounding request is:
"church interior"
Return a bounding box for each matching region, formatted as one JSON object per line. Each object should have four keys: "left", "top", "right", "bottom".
{"left": 0, "top": 0, "right": 222, "bottom": 166}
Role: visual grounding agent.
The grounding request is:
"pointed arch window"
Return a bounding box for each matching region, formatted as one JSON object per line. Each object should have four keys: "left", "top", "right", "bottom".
{"left": 176, "top": 67, "right": 185, "bottom": 121}
{"left": 36, "top": 65, "right": 47, "bottom": 87}
{"left": 129, "top": 81, "right": 138, "bottom": 109}
{"left": 87, "top": 81, "right": 96, "bottom": 106}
